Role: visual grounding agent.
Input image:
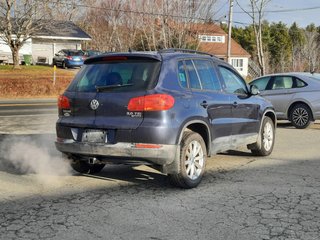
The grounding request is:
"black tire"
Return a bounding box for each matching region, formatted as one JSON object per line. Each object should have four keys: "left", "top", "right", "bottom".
{"left": 289, "top": 103, "right": 312, "bottom": 129}
{"left": 251, "top": 116, "right": 275, "bottom": 156}
{"left": 52, "top": 60, "right": 56, "bottom": 66}
{"left": 169, "top": 131, "right": 207, "bottom": 189}
{"left": 62, "top": 61, "right": 67, "bottom": 69}
{"left": 70, "top": 161, "right": 105, "bottom": 174}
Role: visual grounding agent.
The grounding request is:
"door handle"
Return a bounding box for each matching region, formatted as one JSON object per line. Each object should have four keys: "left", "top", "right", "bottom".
{"left": 200, "top": 101, "right": 208, "bottom": 108}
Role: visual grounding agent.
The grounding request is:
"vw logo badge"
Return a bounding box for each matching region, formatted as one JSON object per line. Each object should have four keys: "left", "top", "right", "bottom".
{"left": 90, "top": 99, "right": 99, "bottom": 110}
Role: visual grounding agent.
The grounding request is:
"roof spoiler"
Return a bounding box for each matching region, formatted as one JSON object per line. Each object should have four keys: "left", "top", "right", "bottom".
{"left": 158, "top": 48, "right": 214, "bottom": 57}
{"left": 84, "top": 52, "right": 162, "bottom": 64}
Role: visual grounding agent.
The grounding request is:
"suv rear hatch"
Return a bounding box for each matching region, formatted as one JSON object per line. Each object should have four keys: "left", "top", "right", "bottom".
{"left": 63, "top": 54, "right": 161, "bottom": 130}
{"left": 65, "top": 50, "right": 85, "bottom": 63}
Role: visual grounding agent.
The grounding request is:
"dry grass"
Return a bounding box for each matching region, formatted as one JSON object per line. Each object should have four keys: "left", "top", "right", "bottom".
{"left": 0, "top": 65, "right": 77, "bottom": 98}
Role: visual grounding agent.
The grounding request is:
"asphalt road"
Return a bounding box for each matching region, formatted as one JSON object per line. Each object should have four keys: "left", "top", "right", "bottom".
{"left": 0, "top": 98, "right": 57, "bottom": 134}
{"left": 0, "top": 100, "right": 319, "bottom": 240}
{"left": 0, "top": 98, "right": 57, "bottom": 116}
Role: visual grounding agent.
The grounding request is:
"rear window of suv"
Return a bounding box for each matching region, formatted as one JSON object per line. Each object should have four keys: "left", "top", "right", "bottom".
{"left": 71, "top": 60, "right": 161, "bottom": 92}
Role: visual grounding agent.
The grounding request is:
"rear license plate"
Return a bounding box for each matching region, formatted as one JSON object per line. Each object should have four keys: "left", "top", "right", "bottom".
{"left": 82, "top": 129, "right": 106, "bottom": 143}
{"left": 73, "top": 58, "right": 80, "bottom": 61}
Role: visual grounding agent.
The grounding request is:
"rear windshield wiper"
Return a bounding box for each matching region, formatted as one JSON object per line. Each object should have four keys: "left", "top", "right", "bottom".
{"left": 95, "top": 83, "right": 133, "bottom": 92}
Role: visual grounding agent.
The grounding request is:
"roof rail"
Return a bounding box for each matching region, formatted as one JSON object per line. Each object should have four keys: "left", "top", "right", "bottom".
{"left": 158, "top": 48, "right": 213, "bottom": 57}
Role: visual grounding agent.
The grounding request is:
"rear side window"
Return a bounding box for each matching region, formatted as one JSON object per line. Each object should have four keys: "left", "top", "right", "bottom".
{"left": 182, "top": 59, "right": 221, "bottom": 91}
{"left": 178, "top": 61, "right": 188, "bottom": 88}
{"left": 295, "top": 78, "right": 307, "bottom": 88}
{"left": 272, "top": 76, "right": 293, "bottom": 89}
{"left": 193, "top": 60, "right": 221, "bottom": 91}
{"left": 185, "top": 60, "right": 201, "bottom": 89}
{"left": 73, "top": 61, "right": 161, "bottom": 92}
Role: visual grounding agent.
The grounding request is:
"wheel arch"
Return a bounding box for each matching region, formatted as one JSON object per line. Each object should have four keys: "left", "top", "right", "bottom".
{"left": 287, "top": 101, "right": 314, "bottom": 121}
{"left": 263, "top": 109, "right": 277, "bottom": 127}
{"left": 252, "top": 109, "right": 276, "bottom": 150}
{"left": 177, "top": 120, "right": 211, "bottom": 156}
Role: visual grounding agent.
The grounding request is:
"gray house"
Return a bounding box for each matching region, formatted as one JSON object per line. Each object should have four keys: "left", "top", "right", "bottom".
{"left": 0, "top": 21, "right": 91, "bottom": 65}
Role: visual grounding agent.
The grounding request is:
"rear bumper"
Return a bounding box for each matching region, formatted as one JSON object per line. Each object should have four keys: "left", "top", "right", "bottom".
{"left": 55, "top": 139, "right": 178, "bottom": 167}
{"left": 66, "top": 60, "right": 83, "bottom": 67}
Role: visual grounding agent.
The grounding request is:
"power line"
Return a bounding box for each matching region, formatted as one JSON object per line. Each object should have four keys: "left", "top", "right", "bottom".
{"left": 53, "top": 1, "right": 252, "bottom": 26}
{"left": 50, "top": 0, "right": 258, "bottom": 27}
{"left": 53, "top": 1, "right": 220, "bottom": 22}
{"left": 213, "top": 1, "right": 229, "bottom": 16}
{"left": 233, "top": 21, "right": 251, "bottom": 26}
{"left": 233, "top": 5, "right": 320, "bottom": 14}
{"left": 83, "top": 1, "right": 252, "bottom": 26}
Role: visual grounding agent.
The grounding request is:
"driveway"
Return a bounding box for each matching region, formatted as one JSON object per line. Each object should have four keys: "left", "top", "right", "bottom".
{"left": 0, "top": 113, "right": 319, "bottom": 240}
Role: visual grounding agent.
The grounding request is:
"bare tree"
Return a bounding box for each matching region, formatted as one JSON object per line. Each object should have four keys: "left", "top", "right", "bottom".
{"left": 80, "top": 0, "right": 136, "bottom": 52}
{"left": 49, "top": 0, "right": 86, "bottom": 22}
{"left": 303, "top": 30, "right": 319, "bottom": 72}
{"left": 137, "top": 0, "right": 217, "bottom": 50}
{"left": 81, "top": 0, "right": 217, "bottom": 52}
{"left": 237, "top": 0, "right": 270, "bottom": 75}
{"left": 0, "top": 0, "right": 54, "bottom": 69}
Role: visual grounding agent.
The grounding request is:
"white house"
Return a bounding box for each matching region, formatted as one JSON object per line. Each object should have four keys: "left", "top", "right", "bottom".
{"left": 196, "top": 24, "right": 251, "bottom": 77}
{"left": 0, "top": 21, "right": 91, "bottom": 65}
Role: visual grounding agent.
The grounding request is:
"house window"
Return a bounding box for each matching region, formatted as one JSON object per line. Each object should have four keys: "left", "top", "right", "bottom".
{"left": 199, "top": 35, "right": 225, "bottom": 43}
{"left": 231, "top": 58, "right": 244, "bottom": 72}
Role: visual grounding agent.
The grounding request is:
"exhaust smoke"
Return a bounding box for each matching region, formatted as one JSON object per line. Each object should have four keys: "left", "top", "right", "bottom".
{"left": 0, "top": 136, "right": 71, "bottom": 186}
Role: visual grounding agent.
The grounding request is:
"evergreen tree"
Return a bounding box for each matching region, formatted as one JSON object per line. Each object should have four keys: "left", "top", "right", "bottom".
{"left": 289, "top": 22, "right": 305, "bottom": 71}
{"left": 268, "top": 22, "right": 292, "bottom": 72}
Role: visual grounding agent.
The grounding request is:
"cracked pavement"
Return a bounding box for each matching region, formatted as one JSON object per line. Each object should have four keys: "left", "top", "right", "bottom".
{"left": 0, "top": 119, "right": 319, "bottom": 240}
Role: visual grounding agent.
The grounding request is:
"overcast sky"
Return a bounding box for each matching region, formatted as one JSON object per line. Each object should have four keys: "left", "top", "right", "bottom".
{"left": 215, "top": 0, "right": 320, "bottom": 27}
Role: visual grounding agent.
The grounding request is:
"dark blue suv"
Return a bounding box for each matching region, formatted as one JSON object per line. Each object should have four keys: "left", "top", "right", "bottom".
{"left": 55, "top": 49, "right": 276, "bottom": 188}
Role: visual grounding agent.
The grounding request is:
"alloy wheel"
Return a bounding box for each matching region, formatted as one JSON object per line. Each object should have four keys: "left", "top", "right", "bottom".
{"left": 184, "top": 140, "right": 204, "bottom": 180}
{"left": 262, "top": 121, "right": 273, "bottom": 151}
{"left": 292, "top": 107, "right": 309, "bottom": 127}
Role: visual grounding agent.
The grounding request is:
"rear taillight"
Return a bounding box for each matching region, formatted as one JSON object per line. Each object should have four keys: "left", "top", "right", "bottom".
{"left": 66, "top": 56, "right": 73, "bottom": 60}
{"left": 128, "top": 94, "right": 175, "bottom": 111}
{"left": 58, "top": 95, "right": 70, "bottom": 109}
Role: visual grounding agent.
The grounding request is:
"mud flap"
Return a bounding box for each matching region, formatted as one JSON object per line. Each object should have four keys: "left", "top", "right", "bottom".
{"left": 161, "top": 146, "right": 180, "bottom": 174}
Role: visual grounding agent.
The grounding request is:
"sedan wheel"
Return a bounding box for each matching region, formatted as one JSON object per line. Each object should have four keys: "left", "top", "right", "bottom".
{"left": 62, "top": 61, "right": 67, "bottom": 69}
{"left": 290, "top": 104, "right": 312, "bottom": 129}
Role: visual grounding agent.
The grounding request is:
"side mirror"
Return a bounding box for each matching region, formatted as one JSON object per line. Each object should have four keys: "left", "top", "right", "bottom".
{"left": 55, "top": 53, "right": 59, "bottom": 56}
{"left": 250, "top": 84, "right": 260, "bottom": 95}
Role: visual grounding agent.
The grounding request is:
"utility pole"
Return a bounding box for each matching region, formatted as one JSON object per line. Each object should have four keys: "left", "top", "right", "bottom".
{"left": 227, "top": 0, "right": 234, "bottom": 64}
